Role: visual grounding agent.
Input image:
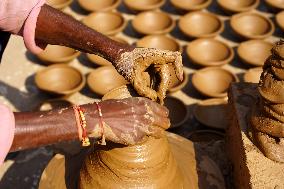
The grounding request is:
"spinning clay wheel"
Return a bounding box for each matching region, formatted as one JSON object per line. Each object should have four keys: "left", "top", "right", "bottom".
{"left": 39, "top": 85, "right": 225, "bottom": 189}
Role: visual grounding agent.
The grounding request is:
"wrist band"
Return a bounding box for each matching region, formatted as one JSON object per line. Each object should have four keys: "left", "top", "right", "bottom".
{"left": 73, "top": 105, "right": 90, "bottom": 147}
{"left": 95, "top": 102, "right": 106, "bottom": 145}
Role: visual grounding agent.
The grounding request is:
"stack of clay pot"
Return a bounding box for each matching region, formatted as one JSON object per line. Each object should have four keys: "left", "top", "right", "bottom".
{"left": 250, "top": 41, "right": 284, "bottom": 163}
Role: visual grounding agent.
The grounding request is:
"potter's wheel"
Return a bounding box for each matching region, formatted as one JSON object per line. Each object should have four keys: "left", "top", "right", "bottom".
{"left": 38, "top": 132, "right": 225, "bottom": 189}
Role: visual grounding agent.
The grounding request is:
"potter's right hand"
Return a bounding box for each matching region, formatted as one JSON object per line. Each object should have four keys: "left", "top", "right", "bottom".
{"left": 88, "top": 97, "right": 170, "bottom": 145}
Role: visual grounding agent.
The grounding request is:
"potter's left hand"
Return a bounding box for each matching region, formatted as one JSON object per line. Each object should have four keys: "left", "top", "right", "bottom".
{"left": 114, "top": 48, "right": 183, "bottom": 104}
{"left": 88, "top": 97, "right": 170, "bottom": 145}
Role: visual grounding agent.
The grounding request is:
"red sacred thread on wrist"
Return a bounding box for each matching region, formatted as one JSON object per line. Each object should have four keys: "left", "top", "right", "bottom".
{"left": 73, "top": 105, "right": 90, "bottom": 147}
{"left": 95, "top": 102, "right": 106, "bottom": 145}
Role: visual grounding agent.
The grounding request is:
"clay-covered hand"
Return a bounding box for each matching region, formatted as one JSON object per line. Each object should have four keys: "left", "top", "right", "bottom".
{"left": 89, "top": 97, "right": 170, "bottom": 145}
{"left": 114, "top": 48, "right": 183, "bottom": 104}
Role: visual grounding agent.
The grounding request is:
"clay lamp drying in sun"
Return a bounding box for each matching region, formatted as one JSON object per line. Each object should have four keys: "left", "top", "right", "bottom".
{"left": 265, "top": 0, "right": 284, "bottom": 11}
{"left": 170, "top": 0, "right": 212, "bottom": 11}
{"left": 78, "top": 0, "right": 121, "bottom": 12}
{"left": 186, "top": 38, "right": 234, "bottom": 67}
{"left": 179, "top": 11, "right": 224, "bottom": 38}
{"left": 37, "top": 44, "right": 80, "bottom": 65}
{"left": 46, "top": 0, "right": 73, "bottom": 9}
{"left": 217, "top": 0, "right": 259, "bottom": 13}
{"left": 237, "top": 40, "right": 273, "bottom": 67}
{"left": 192, "top": 67, "right": 238, "bottom": 98}
{"left": 87, "top": 66, "right": 129, "bottom": 96}
{"left": 82, "top": 11, "right": 127, "bottom": 36}
{"left": 132, "top": 11, "right": 175, "bottom": 35}
{"left": 35, "top": 64, "right": 86, "bottom": 96}
{"left": 164, "top": 96, "right": 188, "bottom": 128}
{"left": 230, "top": 12, "right": 275, "bottom": 40}
{"left": 243, "top": 67, "right": 263, "bottom": 83}
{"left": 124, "top": 0, "right": 166, "bottom": 12}
{"left": 276, "top": 11, "right": 284, "bottom": 31}
{"left": 193, "top": 98, "right": 228, "bottom": 130}
{"left": 136, "top": 35, "right": 182, "bottom": 52}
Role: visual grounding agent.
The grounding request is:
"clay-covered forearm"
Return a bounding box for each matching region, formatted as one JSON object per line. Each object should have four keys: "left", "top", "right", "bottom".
{"left": 35, "top": 4, "right": 134, "bottom": 62}
{"left": 10, "top": 104, "right": 99, "bottom": 152}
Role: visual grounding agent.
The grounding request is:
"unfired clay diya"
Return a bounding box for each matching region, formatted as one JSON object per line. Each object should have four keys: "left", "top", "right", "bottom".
{"left": 87, "top": 66, "right": 128, "bottom": 96}
{"left": 186, "top": 38, "right": 234, "bottom": 67}
{"left": 37, "top": 45, "right": 80, "bottom": 65}
{"left": 249, "top": 41, "right": 284, "bottom": 163}
{"left": 276, "top": 11, "right": 284, "bottom": 31}
{"left": 78, "top": 0, "right": 121, "bottom": 12}
{"left": 194, "top": 98, "right": 228, "bottom": 130}
{"left": 39, "top": 85, "right": 226, "bottom": 189}
{"left": 124, "top": 0, "right": 166, "bottom": 12}
{"left": 86, "top": 37, "right": 128, "bottom": 66}
{"left": 237, "top": 40, "right": 273, "bottom": 67}
{"left": 230, "top": 12, "right": 275, "bottom": 39}
{"left": 82, "top": 12, "right": 127, "bottom": 36}
{"left": 192, "top": 67, "right": 238, "bottom": 98}
{"left": 136, "top": 35, "right": 181, "bottom": 52}
{"left": 164, "top": 96, "right": 188, "bottom": 128}
{"left": 170, "top": 0, "right": 212, "bottom": 11}
{"left": 179, "top": 11, "right": 224, "bottom": 38}
{"left": 217, "top": 0, "right": 259, "bottom": 13}
{"left": 243, "top": 67, "right": 263, "bottom": 83}
{"left": 35, "top": 64, "right": 86, "bottom": 96}
{"left": 265, "top": 0, "right": 284, "bottom": 11}
{"left": 132, "top": 11, "right": 175, "bottom": 35}
{"left": 46, "top": 0, "right": 73, "bottom": 9}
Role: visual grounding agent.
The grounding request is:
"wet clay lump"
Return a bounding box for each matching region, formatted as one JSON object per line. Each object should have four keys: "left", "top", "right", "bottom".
{"left": 79, "top": 86, "right": 190, "bottom": 188}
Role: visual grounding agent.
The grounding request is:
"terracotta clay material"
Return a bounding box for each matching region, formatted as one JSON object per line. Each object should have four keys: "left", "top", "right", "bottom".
{"left": 170, "top": 0, "right": 212, "bottom": 11}
{"left": 193, "top": 98, "right": 228, "bottom": 129}
{"left": 87, "top": 66, "right": 128, "bottom": 96}
{"left": 37, "top": 99, "right": 73, "bottom": 111}
{"left": 276, "top": 11, "right": 284, "bottom": 31}
{"left": 187, "top": 130, "right": 224, "bottom": 143}
{"left": 179, "top": 11, "right": 224, "bottom": 38}
{"left": 35, "top": 64, "right": 86, "bottom": 96}
{"left": 37, "top": 45, "right": 80, "bottom": 65}
{"left": 230, "top": 12, "right": 275, "bottom": 39}
{"left": 192, "top": 67, "right": 238, "bottom": 98}
{"left": 78, "top": 0, "right": 121, "bottom": 12}
{"left": 46, "top": 0, "right": 73, "bottom": 9}
{"left": 217, "top": 0, "right": 259, "bottom": 13}
{"left": 136, "top": 35, "right": 182, "bottom": 52}
{"left": 168, "top": 65, "right": 188, "bottom": 93}
{"left": 237, "top": 40, "right": 273, "bottom": 67}
{"left": 252, "top": 129, "right": 284, "bottom": 163}
{"left": 82, "top": 12, "right": 127, "bottom": 35}
{"left": 250, "top": 101, "right": 284, "bottom": 137}
{"left": 186, "top": 38, "right": 234, "bottom": 67}
{"left": 243, "top": 67, "right": 263, "bottom": 83}
{"left": 38, "top": 133, "right": 226, "bottom": 189}
{"left": 132, "top": 11, "right": 175, "bottom": 35}
{"left": 258, "top": 68, "right": 284, "bottom": 103}
{"left": 87, "top": 37, "right": 128, "bottom": 66}
{"left": 124, "top": 0, "right": 166, "bottom": 12}
{"left": 249, "top": 41, "right": 284, "bottom": 163}
{"left": 164, "top": 96, "right": 188, "bottom": 128}
{"left": 265, "top": 0, "right": 284, "bottom": 11}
